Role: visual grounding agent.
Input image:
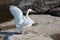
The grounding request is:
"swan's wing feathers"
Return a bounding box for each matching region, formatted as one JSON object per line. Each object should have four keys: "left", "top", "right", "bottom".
{"left": 9, "top": 5, "right": 25, "bottom": 27}
{"left": 22, "top": 16, "right": 27, "bottom": 21}
{"left": 9, "top": 5, "right": 23, "bottom": 17}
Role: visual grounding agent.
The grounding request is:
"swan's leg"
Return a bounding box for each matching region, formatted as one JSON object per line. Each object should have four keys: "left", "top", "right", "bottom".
{"left": 14, "top": 27, "right": 22, "bottom": 33}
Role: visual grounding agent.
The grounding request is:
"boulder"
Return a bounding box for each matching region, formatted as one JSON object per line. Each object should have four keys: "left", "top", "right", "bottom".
{"left": 18, "top": 0, "right": 60, "bottom": 13}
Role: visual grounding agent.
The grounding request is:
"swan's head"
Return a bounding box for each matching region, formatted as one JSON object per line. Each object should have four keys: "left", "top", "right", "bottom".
{"left": 27, "top": 9, "right": 35, "bottom": 12}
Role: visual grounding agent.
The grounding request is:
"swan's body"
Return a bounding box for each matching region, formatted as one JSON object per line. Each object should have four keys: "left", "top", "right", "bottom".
{"left": 9, "top": 5, "right": 35, "bottom": 32}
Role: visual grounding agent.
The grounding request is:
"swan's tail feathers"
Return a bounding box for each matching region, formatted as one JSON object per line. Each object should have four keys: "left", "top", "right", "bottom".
{"left": 32, "top": 22, "right": 38, "bottom": 26}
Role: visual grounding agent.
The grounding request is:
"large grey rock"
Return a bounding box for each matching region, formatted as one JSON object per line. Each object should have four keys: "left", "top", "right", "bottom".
{"left": 8, "top": 33, "right": 53, "bottom": 40}
{"left": 8, "top": 26, "right": 53, "bottom": 40}
{"left": 18, "top": 0, "right": 60, "bottom": 13}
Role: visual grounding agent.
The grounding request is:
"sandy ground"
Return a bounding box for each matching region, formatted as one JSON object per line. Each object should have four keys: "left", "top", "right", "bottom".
{"left": 0, "top": 14, "right": 60, "bottom": 40}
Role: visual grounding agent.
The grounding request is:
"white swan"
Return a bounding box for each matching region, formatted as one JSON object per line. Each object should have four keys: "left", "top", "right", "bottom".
{"left": 9, "top": 5, "right": 36, "bottom": 32}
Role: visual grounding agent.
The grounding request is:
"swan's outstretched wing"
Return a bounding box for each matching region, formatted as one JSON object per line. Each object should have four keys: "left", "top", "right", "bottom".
{"left": 9, "top": 5, "right": 23, "bottom": 18}
{"left": 9, "top": 5, "right": 24, "bottom": 27}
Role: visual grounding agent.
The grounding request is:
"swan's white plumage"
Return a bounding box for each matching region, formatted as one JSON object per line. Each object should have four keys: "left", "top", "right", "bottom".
{"left": 9, "top": 5, "right": 35, "bottom": 32}
{"left": 9, "top": 6, "right": 24, "bottom": 27}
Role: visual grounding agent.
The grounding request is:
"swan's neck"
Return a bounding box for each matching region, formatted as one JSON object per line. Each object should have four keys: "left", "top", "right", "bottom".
{"left": 26, "top": 10, "right": 30, "bottom": 19}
